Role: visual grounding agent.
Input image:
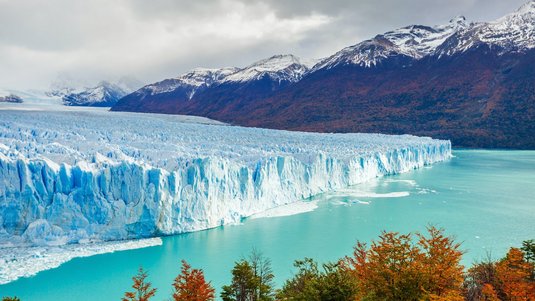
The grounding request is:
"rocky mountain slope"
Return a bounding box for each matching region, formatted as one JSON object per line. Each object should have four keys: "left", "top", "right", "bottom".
{"left": 112, "top": 1, "right": 535, "bottom": 148}
{"left": 112, "top": 54, "right": 310, "bottom": 113}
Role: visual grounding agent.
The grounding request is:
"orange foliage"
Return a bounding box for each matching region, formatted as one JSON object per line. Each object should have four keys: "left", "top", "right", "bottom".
{"left": 495, "top": 248, "right": 535, "bottom": 301}
{"left": 122, "top": 267, "right": 157, "bottom": 301}
{"left": 172, "top": 260, "right": 215, "bottom": 301}
{"left": 343, "top": 226, "right": 464, "bottom": 301}
{"left": 481, "top": 283, "right": 500, "bottom": 301}
{"left": 418, "top": 226, "right": 465, "bottom": 299}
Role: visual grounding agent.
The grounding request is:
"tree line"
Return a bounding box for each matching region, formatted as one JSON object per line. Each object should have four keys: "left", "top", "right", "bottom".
{"left": 3, "top": 226, "right": 534, "bottom": 301}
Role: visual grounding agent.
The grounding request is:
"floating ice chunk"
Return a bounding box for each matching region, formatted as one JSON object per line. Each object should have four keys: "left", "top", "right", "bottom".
{"left": 250, "top": 201, "right": 318, "bottom": 219}
{"left": 384, "top": 179, "right": 417, "bottom": 186}
{"left": 0, "top": 238, "right": 162, "bottom": 285}
{"left": 327, "top": 190, "right": 410, "bottom": 198}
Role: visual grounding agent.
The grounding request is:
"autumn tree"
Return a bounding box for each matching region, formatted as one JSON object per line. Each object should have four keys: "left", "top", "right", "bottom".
{"left": 344, "top": 231, "right": 423, "bottom": 300}
{"left": 417, "top": 226, "right": 465, "bottom": 300}
{"left": 248, "top": 249, "right": 275, "bottom": 301}
{"left": 343, "top": 226, "right": 464, "bottom": 301}
{"left": 480, "top": 283, "right": 501, "bottom": 301}
{"left": 317, "top": 262, "right": 359, "bottom": 301}
{"left": 277, "top": 258, "right": 358, "bottom": 301}
{"left": 464, "top": 247, "right": 535, "bottom": 301}
{"left": 495, "top": 248, "right": 535, "bottom": 300}
{"left": 172, "top": 260, "right": 215, "bottom": 301}
{"left": 221, "top": 260, "right": 259, "bottom": 301}
{"left": 2, "top": 297, "right": 21, "bottom": 301}
{"left": 122, "top": 267, "right": 157, "bottom": 301}
{"left": 221, "top": 249, "right": 275, "bottom": 301}
{"left": 464, "top": 257, "right": 500, "bottom": 301}
{"left": 277, "top": 258, "right": 321, "bottom": 300}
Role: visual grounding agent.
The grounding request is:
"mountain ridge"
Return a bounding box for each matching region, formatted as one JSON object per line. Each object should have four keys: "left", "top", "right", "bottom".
{"left": 112, "top": 1, "right": 535, "bottom": 148}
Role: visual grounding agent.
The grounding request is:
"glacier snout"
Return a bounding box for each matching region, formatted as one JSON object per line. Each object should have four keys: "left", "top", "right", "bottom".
{"left": 0, "top": 110, "right": 452, "bottom": 246}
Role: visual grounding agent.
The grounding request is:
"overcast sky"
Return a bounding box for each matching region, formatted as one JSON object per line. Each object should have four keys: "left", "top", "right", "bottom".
{"left": 0, "top": 0, "right": 528, "bottom": 90}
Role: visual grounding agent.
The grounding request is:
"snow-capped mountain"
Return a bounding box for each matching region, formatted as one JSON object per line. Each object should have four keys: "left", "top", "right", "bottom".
{"left": 0, "top": 94, "right": 23, "bottom": 103}
{"left": 112, "top": 1, "right": 535, "bottom": 148}
{"left": 222, "top": 54, "right": 309, "bottom": 83}
{"left": 124, "top": 54, "right": 308, "bottom": 101}
{"left": 313, "top": 16, "right": 470, "bottom": 70}
{"left": 315, "top": 1, "right": 535, "bottom": 69}
{"left": 62, "top": 81, "right": 129, "bottom": 107}
{"left": 437, "top": 1, "right": 535, "bottom": 56}
{"left": 57, "top": 78, "right": 143, "bottom": 107}
{"left": 132, "top": 67, "right": 238, "bottom": 101}
{"left": 112, "top": 54, "right": 310, "bottom": 113}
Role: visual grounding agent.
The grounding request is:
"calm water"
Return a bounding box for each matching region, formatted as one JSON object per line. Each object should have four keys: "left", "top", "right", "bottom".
{"left": 1, "top": 150, "right": 534, "bottom": 300}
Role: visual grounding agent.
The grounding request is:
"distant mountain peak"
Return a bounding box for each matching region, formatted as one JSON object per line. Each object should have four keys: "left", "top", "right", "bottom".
{"left": 55, "top": 79, "right": 143, "bottom": 107}
{"left": 220, "top": 54, "right": 309, "bottom": 84}
{"left": 0, "top": 93, "right": 23, "bottom": 103}
{"left": 251, "top": 54, "right": 302, "bottom": 67}
{"left": 126, "top": 67, "right": 239, "bottom": 102}
{"left": 516, "top": 0, "right": 535, "bottom": 14}
{"left": 175, "top": 67, "right": 238, "bottom": 87}
{"left": 313, "top": 17, "right": 470, "bottom": 70}
{"left": 436, "top": 1, "right": 535, "bottom": 56}
{"left": 449, "top": 15, "right": 467, "bottom": 24}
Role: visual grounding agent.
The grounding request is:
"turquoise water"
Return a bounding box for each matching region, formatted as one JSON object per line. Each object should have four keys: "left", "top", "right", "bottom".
{"left": 1, "top": 150, "right": 535, "bottom": 300}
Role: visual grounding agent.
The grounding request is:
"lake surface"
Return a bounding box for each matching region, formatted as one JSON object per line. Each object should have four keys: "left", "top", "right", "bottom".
{"left": 1, "top": 150, "right": 534, "bottom": 300}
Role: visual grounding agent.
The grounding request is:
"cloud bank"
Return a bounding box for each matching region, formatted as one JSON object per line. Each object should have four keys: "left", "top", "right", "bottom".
{"left": 0, "top": 0, "right": 527, "bottom": 89}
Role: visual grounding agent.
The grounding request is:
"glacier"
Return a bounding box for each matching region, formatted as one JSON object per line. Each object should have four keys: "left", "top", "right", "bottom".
{"left": 0, "top": 107, "right": 451, "bottom": 247}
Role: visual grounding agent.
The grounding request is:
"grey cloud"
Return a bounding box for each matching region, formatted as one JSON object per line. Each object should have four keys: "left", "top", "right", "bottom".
{"left": 0, "top": 0, "right": 528, "bottom": 90}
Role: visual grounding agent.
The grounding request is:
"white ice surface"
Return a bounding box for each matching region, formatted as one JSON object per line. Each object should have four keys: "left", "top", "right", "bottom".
{"left": 0, "top": 104, "right": 450, "bottom": 248}
{"left": 249, "top": 201, "right": 319, "bottom": 219}
{"left": 0, "top": 237, "right": 162, "bottom": 285}
{"left": 326, "top": 190, "right": 411, "bottom": 199}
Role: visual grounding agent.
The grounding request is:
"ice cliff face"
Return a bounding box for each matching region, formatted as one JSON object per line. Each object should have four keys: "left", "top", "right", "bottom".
{"left": 0, "top": 109, "right": 451, "bottom": 247}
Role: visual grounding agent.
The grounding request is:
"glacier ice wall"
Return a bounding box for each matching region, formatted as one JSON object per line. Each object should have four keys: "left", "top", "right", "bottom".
{"left": 0, "top": 110, "right": 451, "bottom": 246}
